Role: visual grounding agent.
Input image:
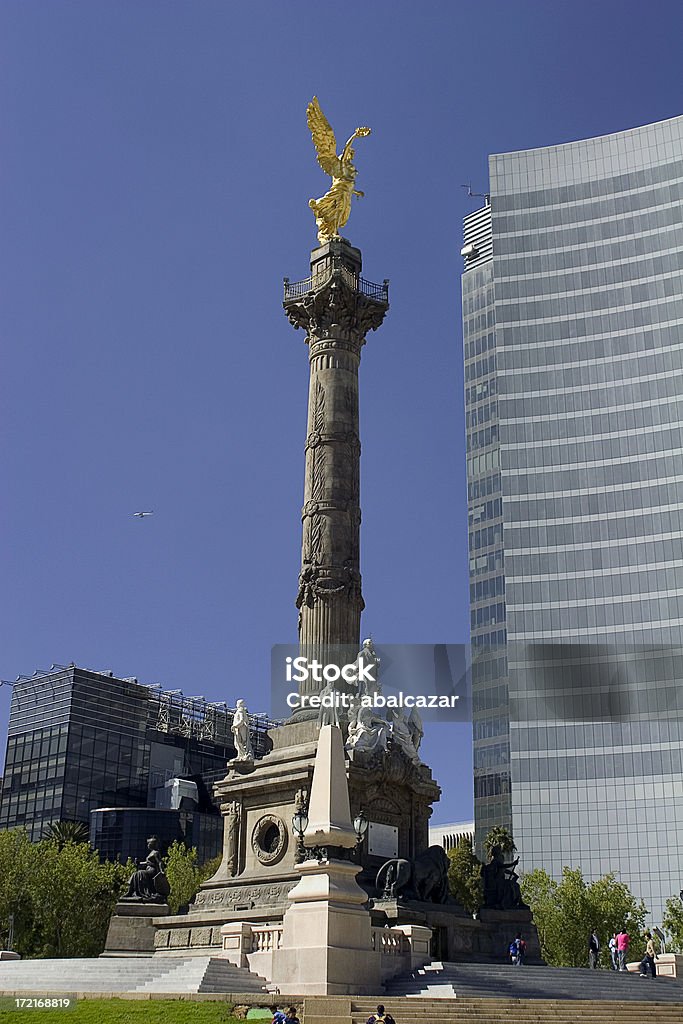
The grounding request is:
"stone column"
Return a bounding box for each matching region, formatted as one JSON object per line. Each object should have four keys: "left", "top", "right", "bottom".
{"left": 206, "top": 799, "right": 242, "bottom": 882}
{"left": 284, "top": 239, "right": 388, "bottom": 696}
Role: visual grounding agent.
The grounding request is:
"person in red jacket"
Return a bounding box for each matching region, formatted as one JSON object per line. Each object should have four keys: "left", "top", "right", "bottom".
{"left": 616, "top": 928, "right": 630, "bottom": 971}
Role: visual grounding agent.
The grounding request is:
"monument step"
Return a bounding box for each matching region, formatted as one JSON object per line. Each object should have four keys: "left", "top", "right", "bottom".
{"left": 353, "top": 1005, "right": 683, "bottom": 1016}
{"left": 351, "top": 1015, "right": 683, "bottom": 1023}
{"left": 379, "top": 961, "right": 683, "bottom": 1003}
{"left": 0, "top": 955, "right": 267, "bottom": 994}
{"left": 354, "top": 996, "right": 683, "bottom": 1009}
{"left": 350, "top": 1015, "right": 683, "bottom": 1024}
{"left": 199, "top": 958, "right": 269, "bottom": 993}
{"left": 350, "top": 996, "right": 683, "bottom": 1022}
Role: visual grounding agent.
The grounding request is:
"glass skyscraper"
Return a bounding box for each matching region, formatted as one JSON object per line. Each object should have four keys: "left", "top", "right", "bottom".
{"left": 0, "top": 664, "right": 274, "bottom": 845}
{"left": 464, "top": 114, "right": 683, "bottom": 921}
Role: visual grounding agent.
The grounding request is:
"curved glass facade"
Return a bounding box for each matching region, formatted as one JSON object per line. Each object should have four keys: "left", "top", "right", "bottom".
{"left": 465, "top": 115, "right": 683, "bottom": 921}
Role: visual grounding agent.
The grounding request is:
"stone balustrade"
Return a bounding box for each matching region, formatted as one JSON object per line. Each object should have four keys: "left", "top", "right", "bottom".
{"left": 371, "top": 924, "right": 432, "bottom": 981}
{"left": 251, "top": 925, "right": 283, "bottom": 954}
{"left": 220, "top": 921, "right": 285, "bottom": 980}
{"left": 219, "top": 919, "right": 431, "bottom": 987}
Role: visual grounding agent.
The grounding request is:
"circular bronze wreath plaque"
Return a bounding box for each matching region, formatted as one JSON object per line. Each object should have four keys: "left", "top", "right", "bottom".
{"left": 251, "top": 813, "right": 288, "bottom": 865}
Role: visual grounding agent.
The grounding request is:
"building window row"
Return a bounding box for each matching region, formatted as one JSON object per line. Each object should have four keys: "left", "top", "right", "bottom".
{"left": 464, "top": 354, "right": 497, "bottom": 384}
{"left": 505, "top": 451, "right": 683, "bottom": 493}
{"left": 497, "top": 249, "right": 683, "bottom": 300}
{"left": 474, "top": 772, "right": 511, "bottom": 799}
{"left": 466, "top": 377, "right": 498, "bottom": 406}
{"left": 497, "top": 220, "right": 683, "bottom": 278}
{"left": 498, "top": 273, "right": 683, "bottom": 325}
{"left": 467, "top": 424, "right": 500, "bottom": 453}
{"left": 468, "top": 472, "right": 501, "bottom": 502}
{"left": 464, "top": 331, "right": 496, "bottom": 361}
{"left": 502, "top": 398, "right": 683, "bottom": 441}
{"left": 462, "top": 287, "right": 494, "bottom": 317}
{"left": 469, "top": 498, "right": 502, "bottom": 526}
{"left": 471, "top": 602, "right": 506, "bottom": 630}
{"left": 496, "top": 243, "right": 683, "bottom": 293}
{"left": 470, "top": 574, "right": 505, "bottom": 604}
{"left": 513, "top": 746, "right": 683, "bottom": 785}
{"left": 505, "top": 508, "right": 683, "bottom": 545}
{"left": 493, "top": 179, "right": 683, "bottom": 234}
{"left": 469, "top": 523, "right": 504, "bottom": 552}
{"left": 497, "top": 300, "right": 683, "bottom": 348}
{"left": 472, "top": 629, "right": 507, "bottom": 648}
{"left": 473, "top": 683, "right": 509, "bottom": 713}
{"left": 474, "top": 741, "right": 511, "bottom": 770}
{"left": 498, "top": 325, "right": 683, "bottom": 369}
{"left": 491, "top": 157, "right": 683, "bottom": 212}
{"left": 469, "top": 549, "right": 504, "bottom": 577}
{"left": 495, "top": 203, "right": 683, "bottom": 258}
{"left": 466, "top": 401, "right": 498, "bottom": 429}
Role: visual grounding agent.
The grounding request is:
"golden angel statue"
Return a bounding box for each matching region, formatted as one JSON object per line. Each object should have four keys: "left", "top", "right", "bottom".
{"left": 307, "top": 96, "right": 371, "bottom": 245}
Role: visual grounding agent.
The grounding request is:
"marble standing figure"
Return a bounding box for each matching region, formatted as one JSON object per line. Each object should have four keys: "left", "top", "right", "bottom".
{"left": 231, "top": 699, "right": 254, "bottom": 761}
{"left": 357, "top": 638, "right": 381, "bottom": 697}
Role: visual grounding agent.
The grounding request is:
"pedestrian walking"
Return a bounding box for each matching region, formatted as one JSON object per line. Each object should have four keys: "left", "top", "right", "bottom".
{"left": 608, "top": 933, "right": 618, "bottom": 971}
{"left": 285, "top": 1007, "right": 300, "bottom": 1024}
{"left": 639, "top": 932, "right": 658, "bottom": 979}
{"left": 508, "top": 933, "right": 525, "bottom": 965}
{"left": 515, "top": 933, "right": 526, "bottom": 965}
{"left": 366, "top": 1005, "right": 396, "bottom": 1024}
{"left": 589, "top": 928, "right": 600, "bottom": 969}
{"left": 616, "top": 928, "right": 630, "bottom": 971}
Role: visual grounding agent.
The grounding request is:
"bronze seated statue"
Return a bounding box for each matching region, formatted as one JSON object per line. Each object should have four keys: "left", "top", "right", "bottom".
{"left": 121, "top": 835, "right": 171, "bottom": 903}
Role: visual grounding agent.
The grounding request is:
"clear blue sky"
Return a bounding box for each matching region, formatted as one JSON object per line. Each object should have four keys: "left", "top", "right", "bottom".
{"left": 1, "top": 0, "right": 682, "bottom": 824}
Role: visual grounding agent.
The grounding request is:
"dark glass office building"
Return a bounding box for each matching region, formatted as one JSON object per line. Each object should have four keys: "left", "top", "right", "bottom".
{"left": 464, "top": 115, "right": 683, "bottom": 921}
{"left": 90, "top": 807, "right": 223, "bottom": 865}
{"left": 0, "top": 664, "right": 272, "bottom": 849}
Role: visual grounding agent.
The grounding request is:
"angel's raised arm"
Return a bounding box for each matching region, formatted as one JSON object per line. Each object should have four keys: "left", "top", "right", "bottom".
{"left": 342, "top": 126, "right": 372, "bottom": 162}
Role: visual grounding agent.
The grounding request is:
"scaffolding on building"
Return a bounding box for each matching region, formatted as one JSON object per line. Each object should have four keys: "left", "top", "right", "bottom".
{"left": 1, "top": 664, "right": 280, "bottom": 756}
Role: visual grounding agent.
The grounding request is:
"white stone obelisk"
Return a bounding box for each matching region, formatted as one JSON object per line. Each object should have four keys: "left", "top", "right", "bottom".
{"left": 270, "top": 724, "right": 380, "bottom": 994}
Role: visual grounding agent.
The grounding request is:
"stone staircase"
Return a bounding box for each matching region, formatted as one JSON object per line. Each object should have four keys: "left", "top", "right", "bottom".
{"left": 349, "top": 997, "right": 683, "bottom": 1023}
{"left": 0, "top": 956, "right": 268, "bottom": 994}
{"left": 380, "top": 960, "right": 683, "bottom": 1003}
{"left": 199, "top": 958, "right": 269, "bottom": 994}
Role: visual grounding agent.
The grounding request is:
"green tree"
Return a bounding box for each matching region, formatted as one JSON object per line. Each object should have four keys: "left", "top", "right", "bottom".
{"left": 164, "top": 842, "right": 221, "bottom": 914}
{"left": 483, "top": 826, "right": 515, "bottom": 859}
{"left": 0, "top": 829, "right": 130, "bottom": 958}
{"left": 447, "top": 836, "right": 482, "bottom": 914}
{"left": 662, "top": 896, "right": 683, "bottom": 952}
{"left": 0, "top": 829, "right": 41, "bottom": 956}
{"left": 41, "top": 820, "right": 90, "bottom": 848}
{"left": 521, "top": 866, "right": 647, "bottom": 967}
{"left": 30, "top": 840, "right": 129, "bottom": 957}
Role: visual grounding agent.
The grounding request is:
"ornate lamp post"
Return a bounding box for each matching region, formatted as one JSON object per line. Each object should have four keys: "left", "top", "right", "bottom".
{"left": 292, "top": 807, "right": 309, "bottom": 864}
{"left": 353, "top": 808, "right": 368, "bottom": 846}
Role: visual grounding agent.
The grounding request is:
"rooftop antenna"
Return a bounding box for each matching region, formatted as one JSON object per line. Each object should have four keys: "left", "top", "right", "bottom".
{"left": 460, "top": 183, "right": 490, "bottom": 205}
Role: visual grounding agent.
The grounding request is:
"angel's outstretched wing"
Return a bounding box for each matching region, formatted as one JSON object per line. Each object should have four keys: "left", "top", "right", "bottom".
{"left": 307, "top": 97, "right": 340, "bottom": 178}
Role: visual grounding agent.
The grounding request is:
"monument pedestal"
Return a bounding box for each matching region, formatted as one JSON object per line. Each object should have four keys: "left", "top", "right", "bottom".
{"left": 271, "top": 857, "right": 380, "bottom": 995}
{"left": 103, "top": 902, "right": 171, "bottom": 957}
{"left": 371, "top": 900, "right": 542, "bottom": 964}
{"left": 270, "top": 726, "right": 381, "bottom": 994}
